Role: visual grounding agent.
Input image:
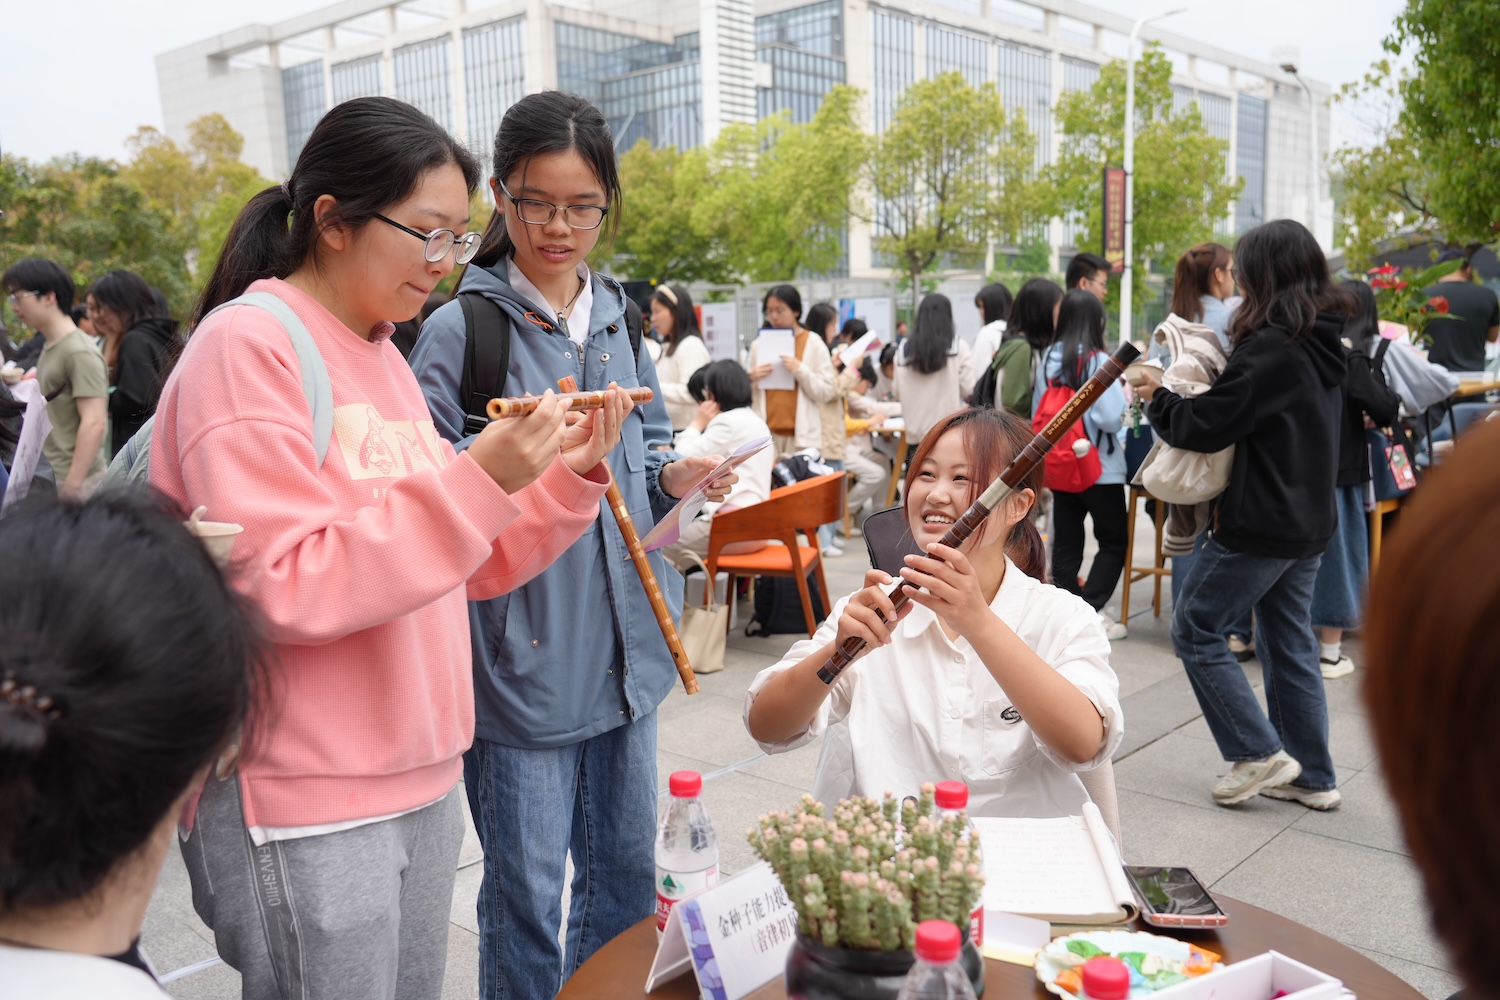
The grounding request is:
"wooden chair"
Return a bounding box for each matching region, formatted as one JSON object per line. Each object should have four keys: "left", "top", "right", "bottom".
{"left": 1120, "top": 486, "right": 1171, "bottom": 623}
{"left": 1368, "top": 497, "right": 1401, "bottom": 576}
{"left": 707, "top": 472, "right": 847, "bottom": 637}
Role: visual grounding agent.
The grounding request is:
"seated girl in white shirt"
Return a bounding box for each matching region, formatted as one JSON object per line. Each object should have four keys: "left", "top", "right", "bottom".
{"left": 744, "top": 407, "right": 1122, "bottom": 818}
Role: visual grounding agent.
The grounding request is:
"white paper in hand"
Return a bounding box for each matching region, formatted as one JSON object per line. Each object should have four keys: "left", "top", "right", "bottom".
{"left": 640, "top": 437, "right": 772, "bottom": 552}
{"left": 755, "top": 328, "right": 798, "bottom": 391}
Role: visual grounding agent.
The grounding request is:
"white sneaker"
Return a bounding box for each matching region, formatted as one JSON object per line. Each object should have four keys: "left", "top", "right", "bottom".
{"left": 1211, "top": 750, "right": 1302, "bottom": 806}
{"left": 1320, "top": 655, "right": 1354, "bottom": 679}
{"left": 1260, "top": 784, "right": 1342, "bottom": 811}
{"left": 1098, "top": 611, "right": 1128, "bottom": 641}
{"left": 823, "top": 544, "right": 844, "bottom": 558}
{"left": 1228, "top": 635, "right": 1255, "bottom": 662}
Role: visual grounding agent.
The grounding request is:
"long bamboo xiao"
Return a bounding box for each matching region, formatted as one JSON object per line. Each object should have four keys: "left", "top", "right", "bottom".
{"left": 487, "top": 386, "right": 654, "bottom": 420}
{"left": 554, "top": 377, "right": 699, "bottom": 695}
{"left": 814, "top": 341, "right": 1141, "bottom": 685}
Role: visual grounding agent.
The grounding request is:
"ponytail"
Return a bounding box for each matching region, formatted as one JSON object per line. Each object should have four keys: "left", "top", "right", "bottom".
{"left": 1169, "top": 242, "right": 1232, "bottom": 324}
{"left": 193, "top": 97, "right": 479, "bottom": 328}
{"left": 1007, "top": 517, "right": 1047, "bottom": 583}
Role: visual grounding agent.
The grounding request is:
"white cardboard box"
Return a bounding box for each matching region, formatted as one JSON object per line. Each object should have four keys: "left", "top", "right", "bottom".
{"left": 1151, "top": 950, "right": 1345, "bottom": 1000}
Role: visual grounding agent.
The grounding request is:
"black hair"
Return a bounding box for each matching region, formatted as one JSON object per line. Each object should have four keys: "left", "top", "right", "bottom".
{"left": 0, "top": 491, "right": 264, "bottom": 915}
{"left": 197, "top": 97, "right": 480, "bottom": 325}
{"left": 473, "top": 92, "right": 621, "bottom": 269}
{"left": 90, "top": 270, "right": 167, "bottom": 331}
{"left": 840, "top": 318, "right": 868, "bottom": 341}
{"left": 699, "top": 359, "right": 752, "bottom": 411}
{"left": 2, "top": 259, "right": 75, "bottom": 317}
{"left": 879, "top": 343, "right": 898, "bottom": 367}
{"left": 1228, "top": 220, "right": 1350, "bottom": 346}
{"left": 653, "top": 285, "right": 701, "bottom": 357}
{"left": 763, "top": 285, "right": 803, "bottom": 324}
{"left": 976, "top": 282, "right": 1013, "bottom": 326}
{"left": 805, "top": 302, "right": 839, "bottom": 345}
{"left": 1008, "top": 278, "right": 1063, "bottom": 353}
{"left": 1066, "top": 252, "right": 1110, "bottom": 291}
{"left": 69, "top": 305, "right": 89, "bottom": 327}
{"left": 1341, "top": 279, "right": 1381, "bottom": 355}
{"left": 857, "top": 357, "right": 878, "bottom": 386}
{"left": 687, "top": 364, "right": 709, "bottom": 403}
{"left": 1050, "top": 289, "right": 1109, "bottom": 391}
{"left": 906, "top": 294, "right": 956, "bottom": 375}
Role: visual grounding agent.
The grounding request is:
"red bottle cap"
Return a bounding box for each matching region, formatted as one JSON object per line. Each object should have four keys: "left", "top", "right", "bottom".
{"left": 913, "top": 920, "right": 961, "bottom": 963}
{"left": 934, "top": 780, "right": 969, "bottom": 811}
{"left": 668, "top": 771, "right": 703, "bottom": 798}
{"left": 1081, "top": 956, "right": 1131, "bottom": 1000}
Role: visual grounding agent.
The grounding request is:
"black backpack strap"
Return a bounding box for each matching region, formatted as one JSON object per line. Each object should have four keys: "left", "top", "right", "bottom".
{"left": 1372, "top": 337, "right": 1392, "bottom": 375}
{"left": 623, "top": 297, "right": 643, "bottom": 366}
{"left": 458, "top": 292, "right": 510, "bottom": 438}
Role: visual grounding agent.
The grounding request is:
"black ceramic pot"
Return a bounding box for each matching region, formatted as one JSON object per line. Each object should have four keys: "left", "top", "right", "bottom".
{"left": 784, "top": 932, "right": 985, "bottom": 999}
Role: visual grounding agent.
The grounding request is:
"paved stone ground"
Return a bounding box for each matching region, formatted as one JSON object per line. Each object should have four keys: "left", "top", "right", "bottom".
{"left": 145, "top": 516, "right": 1462, "bottom": 999}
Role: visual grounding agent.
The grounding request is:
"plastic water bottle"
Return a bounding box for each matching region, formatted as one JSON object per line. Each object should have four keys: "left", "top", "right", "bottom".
{"left": 897, "top": 920, "right": 976, "bottom": 1000}
{"left": 655, "top": 770, "right": 720, "bottom": 935}
{"left": 1079, "top": 956, "right": 1131, "bottom": 999}
{"left": 933, "top": 780, "right": 983, "bottom": 946}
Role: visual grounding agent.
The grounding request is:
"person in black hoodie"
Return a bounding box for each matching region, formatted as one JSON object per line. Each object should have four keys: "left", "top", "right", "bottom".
{"left": 1134, "top": 220, "right": 1348, "bottom": 812}
{"left": 1309, "top": 281, "right": 1401, "bottom": 680}
{"left": 87, "top": 270, "right": 181, "bottom": 457}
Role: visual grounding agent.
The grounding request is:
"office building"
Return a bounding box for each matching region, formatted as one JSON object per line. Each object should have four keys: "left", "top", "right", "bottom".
{"left": 157, "top": 0, "right": 1332, "bottom": 280}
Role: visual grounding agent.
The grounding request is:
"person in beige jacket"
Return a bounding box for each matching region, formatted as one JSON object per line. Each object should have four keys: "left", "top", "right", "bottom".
{"left": 748, "top": 284, "right": 835, "bottom": 457}
{"left": 650, "top": 284, "right": 713, "bottom": 432}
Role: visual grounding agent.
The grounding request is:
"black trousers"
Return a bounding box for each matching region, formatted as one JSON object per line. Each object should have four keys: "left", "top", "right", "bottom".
{"left": 1050, "top": 482, "right": 1129, "bottom": 612}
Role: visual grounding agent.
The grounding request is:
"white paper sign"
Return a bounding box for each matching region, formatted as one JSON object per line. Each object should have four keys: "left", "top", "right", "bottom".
{"left": 639, "top": 437, "right": 771, "bottom": 552}
{"left": 753, "top": 328, "right": 797, "bottom": 391}
{"left": 2, "top": 379, "right": 52, "bottom": 512}
{"left": 700, "top": 303, "right": 739, "bottom": 362}
{"left": 644, "top": 861, "right": 798, "bottom": 1000}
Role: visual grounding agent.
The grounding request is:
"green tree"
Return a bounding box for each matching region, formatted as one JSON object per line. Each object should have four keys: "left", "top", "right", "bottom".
{"left": 695, "top": 85, "right": 868, "bottom": 282}
{"left": 1051, "top": 48, "right": 1240, "bottom": 306}
{"left": 610, "top": 140, "right": 730, "bottom": 283}
{"left": 1385, "top": 0, "right": 1500, "bottom": 242}
{"left": 870, "top": 72, "right": 1047, "bottom": 315}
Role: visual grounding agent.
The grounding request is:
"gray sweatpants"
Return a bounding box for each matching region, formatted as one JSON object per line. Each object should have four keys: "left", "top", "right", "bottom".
{"left": 182, "top": 776, "right": 464, "bottom": 1000}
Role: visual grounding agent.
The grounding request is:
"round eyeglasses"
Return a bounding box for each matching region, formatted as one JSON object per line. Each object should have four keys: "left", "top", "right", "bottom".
{"left": 375, "top": 214, "right": 482, "bottom": 265}
{"left": 496, "top": 179, "right": 608, "bottom": 231}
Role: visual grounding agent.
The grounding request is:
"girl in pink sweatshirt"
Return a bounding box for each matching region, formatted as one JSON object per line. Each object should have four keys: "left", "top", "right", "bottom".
{"left": 149, "top": 97, "right": 631, "bottom": 1000}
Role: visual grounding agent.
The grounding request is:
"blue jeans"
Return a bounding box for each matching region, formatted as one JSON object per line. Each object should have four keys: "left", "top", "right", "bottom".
{"left": 1171, "top": 536, "right": 1336, "bottom": 792}
{"left": 1172, "top": 530, "right": 1254, "bottom": 640}
{"left": 464, "top": 712, "right": 659, "bottom": 1000}
{"left": 818, "top": 459, "right": 845, "bottom": 549}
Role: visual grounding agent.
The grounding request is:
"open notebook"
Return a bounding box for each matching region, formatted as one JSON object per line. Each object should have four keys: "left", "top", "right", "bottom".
{"left": 972, "top": 802, "right": 1139, "bottom": 925}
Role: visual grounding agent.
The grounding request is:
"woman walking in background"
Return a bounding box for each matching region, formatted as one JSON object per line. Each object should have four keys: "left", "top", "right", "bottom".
{"left": 650, "top": 283, "right": 711, "bottom": 432}
{"left": 86, "top": 270, "right": 180, "bottom": 456}
{"left": 970, "top": 281, "right": 1013, "bottom": 375}
{"left": 748, "top": 284, "right": 835, "bottom": 459}
{"left": 806, "top": 301, "right": 859, "bottom": 554}
{"left": 1134, "top": 220, "right": 1347, "bottom": 812}
{"left": 1002, "top": 279, "right": 1064, "bottom": 417}
{"left": 1034, "top": 290, "right": 1128, "bottom": 639}
{"left": 891, "top": 293, "right": 975, "bottom": 445}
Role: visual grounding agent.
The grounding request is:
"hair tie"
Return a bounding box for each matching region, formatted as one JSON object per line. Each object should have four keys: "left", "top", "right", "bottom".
{"left": 280, "top": 180, "right": 293, "bottom": 203}
{"left": 658, "top": 284, "right": 678, "bottom": 306}
{"left": 0, "top": 676, "right": 63, "bottom": 721}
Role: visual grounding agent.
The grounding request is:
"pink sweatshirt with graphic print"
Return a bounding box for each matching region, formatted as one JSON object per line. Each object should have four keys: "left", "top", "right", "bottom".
{"left": 151, "top": 278, "right": 608, "bottom": 830}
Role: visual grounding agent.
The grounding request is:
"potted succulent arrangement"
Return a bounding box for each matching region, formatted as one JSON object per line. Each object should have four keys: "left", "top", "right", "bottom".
{"left": 747, "top": 785, "right": 986, "bottom": 999}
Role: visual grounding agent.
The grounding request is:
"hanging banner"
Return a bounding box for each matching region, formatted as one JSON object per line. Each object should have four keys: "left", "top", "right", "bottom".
{"left": 1102, "top": 167, "right": 1126, "bottom": 273}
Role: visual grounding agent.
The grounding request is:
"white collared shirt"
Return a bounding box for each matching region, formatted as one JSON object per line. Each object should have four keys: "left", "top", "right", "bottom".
{"left": 507, "top": 259, "right": 593, "bottom": 345}
{"left": 744, "top": 558, "right": 1123, "bottom": 819}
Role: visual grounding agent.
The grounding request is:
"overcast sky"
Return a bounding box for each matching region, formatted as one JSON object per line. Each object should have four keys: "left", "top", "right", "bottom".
{"left": 1, "top": 0, "right": 1406, "bottom": 164}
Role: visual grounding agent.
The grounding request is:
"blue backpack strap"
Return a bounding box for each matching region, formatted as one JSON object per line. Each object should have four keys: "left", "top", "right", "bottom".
{"left": 206, "top": 291, "right": 334, "bottom": 467}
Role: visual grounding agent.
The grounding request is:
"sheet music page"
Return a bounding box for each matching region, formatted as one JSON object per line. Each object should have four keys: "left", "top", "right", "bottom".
{"left": 973, "top": 814, "right": 1122, "bottom": 922}
{"left": 755, "top": 329, "right": 797, "bottom": 391}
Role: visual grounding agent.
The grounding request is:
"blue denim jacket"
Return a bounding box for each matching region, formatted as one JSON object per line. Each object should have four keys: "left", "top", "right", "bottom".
{"left": 409, "top": 262, "right": 682, "bottom": 749}
{"left": 1033, "top": 345, "right": 1128, "bottom": 485}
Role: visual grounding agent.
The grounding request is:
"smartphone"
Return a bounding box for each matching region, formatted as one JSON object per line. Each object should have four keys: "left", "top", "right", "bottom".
{"left": 1123, "top": 865, "right": 1228, "bottom": 928}
{"left": 861, "top": 505, "right": 922, "bottom": 577}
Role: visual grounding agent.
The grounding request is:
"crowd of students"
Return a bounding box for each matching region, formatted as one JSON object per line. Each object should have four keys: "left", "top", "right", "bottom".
{"left": 1, "top": 88, "right": 1497, "bottom": 1000}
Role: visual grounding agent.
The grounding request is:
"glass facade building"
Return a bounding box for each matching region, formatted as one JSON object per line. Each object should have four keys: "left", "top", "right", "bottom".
{"left": 1235, "top": 93, "right": 1268, "bottom": 234}
{"left": 393, "top": 37, "right": 452, "bottom": 131}
{"left": 281, "top": 61, "right": 325, "bottom": 166}
{"left": 602, "top": 61, "right": 703, "bottom": 151}
{"left": 925, "top": 25, "right": 988, "bottom": 88}
{"left": 463, "top": 17, "right": 526, "bottom": 168}
{"left": 330, "top": 54, "right": 382, "bottom": 106}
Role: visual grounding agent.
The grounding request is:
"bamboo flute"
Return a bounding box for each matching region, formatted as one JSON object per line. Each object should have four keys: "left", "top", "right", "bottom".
{"left": 488, "top": 386, "right": 653, "bottom": 420}
{"left": 556, "top": 376, "right": 699, "bottom": 695}
{"left": 815, "top": 341, "right": 1141, "bottom": 685}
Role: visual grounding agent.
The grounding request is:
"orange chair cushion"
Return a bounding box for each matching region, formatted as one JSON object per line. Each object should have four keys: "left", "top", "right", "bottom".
{"left": 715, "top": 545, "right": 821, "bottom": 576}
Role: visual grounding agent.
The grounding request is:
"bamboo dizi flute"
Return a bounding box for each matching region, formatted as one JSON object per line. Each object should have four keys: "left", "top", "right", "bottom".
{"left": 554, "top": 377, "right": 699, "bottom": 695}
{"left": 487, "top": 386, "right": 654, "bottom": 420}
{"left": 815, "top": 341, "right": 1141, "bottom": 685}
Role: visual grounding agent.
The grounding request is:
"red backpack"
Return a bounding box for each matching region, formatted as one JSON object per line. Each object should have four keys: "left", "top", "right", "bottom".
{"left": 1031, "top": 355, "right": 1102, "bottom": 493}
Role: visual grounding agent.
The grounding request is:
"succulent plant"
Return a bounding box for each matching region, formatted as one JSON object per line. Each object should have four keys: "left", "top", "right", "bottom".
{"left": 746, "top": 784, "right": 984, "bottom": 952}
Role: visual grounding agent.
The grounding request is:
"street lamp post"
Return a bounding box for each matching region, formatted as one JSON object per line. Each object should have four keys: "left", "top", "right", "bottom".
{"left": 1281, "top": 63, "right": 1320, "bottom": 243}
{"left": 1120, "top": 8, "right": 1185, "bottom": 347}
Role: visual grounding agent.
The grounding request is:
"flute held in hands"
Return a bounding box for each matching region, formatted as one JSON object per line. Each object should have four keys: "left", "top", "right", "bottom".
{"left": 486, "top": 386, "right": 654, "bottom": 420}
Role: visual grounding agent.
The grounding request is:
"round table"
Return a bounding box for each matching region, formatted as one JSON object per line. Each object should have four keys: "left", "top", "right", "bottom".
{"left": 558, "top": 894, "right": 1424, "bottom": 999}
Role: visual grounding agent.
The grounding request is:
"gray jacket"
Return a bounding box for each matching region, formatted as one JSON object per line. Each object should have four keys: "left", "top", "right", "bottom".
{"left": 409, "top": 261, "right": 682, "bottom": 749}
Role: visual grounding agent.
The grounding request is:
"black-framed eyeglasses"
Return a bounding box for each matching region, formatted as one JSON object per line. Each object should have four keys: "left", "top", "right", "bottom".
{"left": 374, "top": 214, "right": 482, "bottom": 265}
{"left": 496, "top": 179, "right": 608, "bottom": 231}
